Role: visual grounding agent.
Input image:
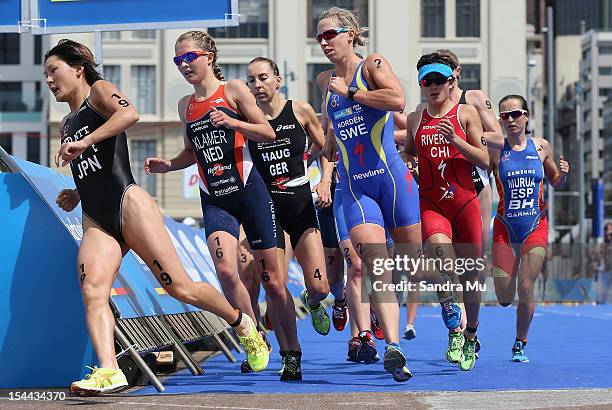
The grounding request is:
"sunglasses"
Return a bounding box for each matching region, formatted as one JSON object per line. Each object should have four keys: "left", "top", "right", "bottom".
{"left": 316, "top": 27, "right": 349, "bottom": 43}
{"left": 419, "top": 76, "right": 452, "bottom": 87}
{"left": 499, "top": 109, "right": 528, "bottom": 120}
{"left": 173, "top": 50, "right": 208, "bottom": 66}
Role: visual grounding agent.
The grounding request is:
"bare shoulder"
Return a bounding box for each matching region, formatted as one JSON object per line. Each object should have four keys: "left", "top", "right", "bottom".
{"left": 58, "top": 114, "right": 69, "bottom": 134}
{"left": 224, "top": 78, "right": 249, "bottom": 96}
{"left": 532, "top": 136, "right": 549, "bottom": 151}
{"left": 460, "top": 103, "right": 479, "bottom": 118}
{"left": 316, "top": 69, "right": 334, "bottom": 90}
{"left": 406, "top": 109, "right": 423, "bottom": 131}
{"left": 177, "top": 94, "right": 192, "bottom": 121}
{"left": 466, "top": 89, "right": 493, "bottom": 109}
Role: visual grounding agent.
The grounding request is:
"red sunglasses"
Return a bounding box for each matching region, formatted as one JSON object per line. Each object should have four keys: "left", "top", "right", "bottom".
{"left": 499, "top": 109, "right": 528, "bottom": 120}
{"left": 419, "top": 76, "right": 452, "bottom": 87}
{"left": 173, "top": 50, "right": 208, "bottom": 66}
{"left": 316, "top": 27, "right": 349, "bottom": 43}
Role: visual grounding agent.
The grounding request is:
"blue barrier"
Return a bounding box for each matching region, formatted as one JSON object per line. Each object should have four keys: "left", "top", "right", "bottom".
{"left": 0, "top": 173, "right": 96, "bottom": 387}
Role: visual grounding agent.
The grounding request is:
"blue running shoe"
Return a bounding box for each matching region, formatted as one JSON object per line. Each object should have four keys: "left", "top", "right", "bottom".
{"left": 440, "top": 300, "right": 462, "bottom": 330}
{"left": 511, "top": 340, "right": 529, "bottom": 363}
{"left": 383, "top": 343, "right": 412, "bottom": 382}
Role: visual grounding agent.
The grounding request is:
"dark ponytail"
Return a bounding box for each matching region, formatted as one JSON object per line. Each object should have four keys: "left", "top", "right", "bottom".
{"left": 44, "top": 39, "right": 103, "bottom": 86}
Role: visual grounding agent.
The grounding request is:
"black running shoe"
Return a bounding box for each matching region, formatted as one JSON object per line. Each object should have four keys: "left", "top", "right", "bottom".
{"left": 240, "top": 359, "right": 253, "bottom": 373}
{"left": 280, "top": 351, "right": 302, "bottom": 381}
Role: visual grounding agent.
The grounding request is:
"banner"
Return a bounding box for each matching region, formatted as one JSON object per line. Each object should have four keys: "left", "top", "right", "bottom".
{"left": 0, "top": 0, "right": 21, "bottom": 33}
{"left": 593, "top": 178, "right": 604, "bottom": 240}
{"left": 30, "top": 0, "right": 238, "bottom": 34}
{"left": 183, "top": 164, "right": 200, "bottom": 199}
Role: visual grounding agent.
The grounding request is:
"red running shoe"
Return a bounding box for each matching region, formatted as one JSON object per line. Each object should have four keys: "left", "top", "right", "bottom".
{"left": 332, "top": 298, "right": 348, "bottom": 331}
{"left": 370, "top": 307, "right": 384, "bottom": 340}
{"left": 357, "top": 330, "right": 379, "bottom": 363}
{"left": 347, "top": 336, "right": 360, "bottom": 362}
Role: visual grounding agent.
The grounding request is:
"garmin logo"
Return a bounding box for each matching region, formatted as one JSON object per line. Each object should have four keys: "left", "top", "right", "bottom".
{"left": 353, "top": 168, "right": 385, "bottom": 180}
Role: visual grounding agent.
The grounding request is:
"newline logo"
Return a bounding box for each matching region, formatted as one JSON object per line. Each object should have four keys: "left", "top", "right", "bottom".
{"left": 353, "top": 168, "right": 385, "bottom": 180}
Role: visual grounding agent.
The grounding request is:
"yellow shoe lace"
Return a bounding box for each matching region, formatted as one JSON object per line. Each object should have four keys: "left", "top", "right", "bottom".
{"left": 82, "top": 366, "right": 98, "bottom": 381}
{"left": 81, "top": 366, "right": 115, "bottom": 387}
{"left": 242, "top": 336, "right": 262, "bottom": 356}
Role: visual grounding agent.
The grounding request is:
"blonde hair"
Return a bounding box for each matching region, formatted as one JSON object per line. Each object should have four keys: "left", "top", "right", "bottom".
{"left": 176, "top": 31, "right": 224, "bottom": 80}
{"left": 318, "top": 7, "right": 368, "bottom": 47}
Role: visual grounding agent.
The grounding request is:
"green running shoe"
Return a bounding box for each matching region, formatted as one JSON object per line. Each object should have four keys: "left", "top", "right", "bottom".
{"left": 300, "top": 289, "right": 330, "bottom": 335}
{"left": 460, "top": 336, "right": 478, "bottom": 371}
{"left": 236, "top": 314, "right": 269, "bottom": 372}
{"left": 70, "top": 366, "right": 128, "bottom": 396}
{"left": 445, "top": 331, "right": 464, "bottom": 363}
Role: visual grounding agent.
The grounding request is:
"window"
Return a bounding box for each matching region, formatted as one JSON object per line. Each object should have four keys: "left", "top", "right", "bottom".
{"left": 421, "top": 0, "right": 445, "bottom": 37}
{"left": 34, "top": 35, "right": 42, "bottom": 65}
{"left": 131, "top": 30, "right": 156, "bottom": 39}
{"left": 599, "top": 66, "right": 612, "bottom": 76}
{"left": 456, "top": 0, "right": 480, "bottom": 37}
{"left": 104, "top": 65, "right": 121, "bottom": 90}
{"left": 208, "top": 0, "right": 269, "bottom": 38}
{"left": 34, "top": 81, "right": 43, "bottom": 111}
{"left": 131, "top": 66, "right": 156, "bottom": 114}
{"left": 0, "top": 34, "right": 20, "bottom": 64}
{"left": 308, "top": 0, "right": 368, "bottom": 38}
{"left": 0, "top": 82, "right": 24, "bottom": 112}
{"left": 460, "top": 64, "right": 481, "bottom": 91}
{"left": 102, "top": 31, "right": 121, "bottom": 40}
{"left": 599, "top": 44, "right": 612, "bottom": 54}
{"left": 599, "top": 88, "right": 612, "bottom": 97}
{"left": 131, "top": 140, "right": 157, "bottom": 196}
{"left": 27, "top": 133, "right": 40, "bottom": 164}
{"left": 307, "top": 63, "right": 334, "bottom": 112}
{"left": 220, "top": 64, "right": 249, "bottom": 82}
{"left": 0, "top": 133, "right": 12, "bottom": 155}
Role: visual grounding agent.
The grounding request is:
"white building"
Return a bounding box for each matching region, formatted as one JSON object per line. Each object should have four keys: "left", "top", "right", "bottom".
{"left": 45, "top": 0, "right": 526, "bottom": 220}
{"left": 581, "top": 29, "right": 612, "bottom": 196}
{"left": 0, "top": 33, "right": 49, "bottom": 164}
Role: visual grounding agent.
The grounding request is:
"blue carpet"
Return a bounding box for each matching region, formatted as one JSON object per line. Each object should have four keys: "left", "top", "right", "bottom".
{"left": 132, "top": 305, "right": 612, "bottom": 394}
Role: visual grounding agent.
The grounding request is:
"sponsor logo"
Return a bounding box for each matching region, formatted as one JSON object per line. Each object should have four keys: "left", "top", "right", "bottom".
{"left": 210, "top": 176, "right": 237, "bottom": 187}
{"left": 331, "top": 94, "right": 340, "bottom": 108}
{"left": 215, "top": 185, "right": 240, "bottom": 196}
{"left": 275, "top": 123, "right": 296, "bottom": 132}
{"left": 273, "top": 176, "right": 290, "bottom": 189}
{"left": 333, "top": 107, "right": 354, "bottom": 120}
{"left": 352, "top": 168, "right": 385, "bottom": 180}
{"left": 526, "top": 155, "right": 539, "bottom": 160}
{"left": 208, "top": 163, "right": 232, "bottom": 176}
{"left": 211, "top": 97, "right": 225, "bottom": 104}
{"left": 440, "top": 183, "right": 456, "bottom": 200}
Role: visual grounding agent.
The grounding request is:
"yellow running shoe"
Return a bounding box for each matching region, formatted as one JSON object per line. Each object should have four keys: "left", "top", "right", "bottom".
{"left": 70, "top": 366, "right": 128, "bottom": 396}
{"left": 237, "top": 314, "right": 270, "bottom": 372}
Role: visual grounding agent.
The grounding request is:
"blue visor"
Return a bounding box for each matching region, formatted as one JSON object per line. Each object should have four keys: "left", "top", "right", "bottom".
{"left": 418, "top": 63, "right": 453, "bottom": 81}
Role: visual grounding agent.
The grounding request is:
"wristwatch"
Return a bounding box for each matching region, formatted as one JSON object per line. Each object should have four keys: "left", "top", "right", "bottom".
{"left": 347, "top": 86, "right": 359, "bottom": 100}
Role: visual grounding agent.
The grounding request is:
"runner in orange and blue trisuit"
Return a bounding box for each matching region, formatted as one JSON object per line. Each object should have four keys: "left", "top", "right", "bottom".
{"left": 492, "top": 94, "right": 569, "bottom": 363}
